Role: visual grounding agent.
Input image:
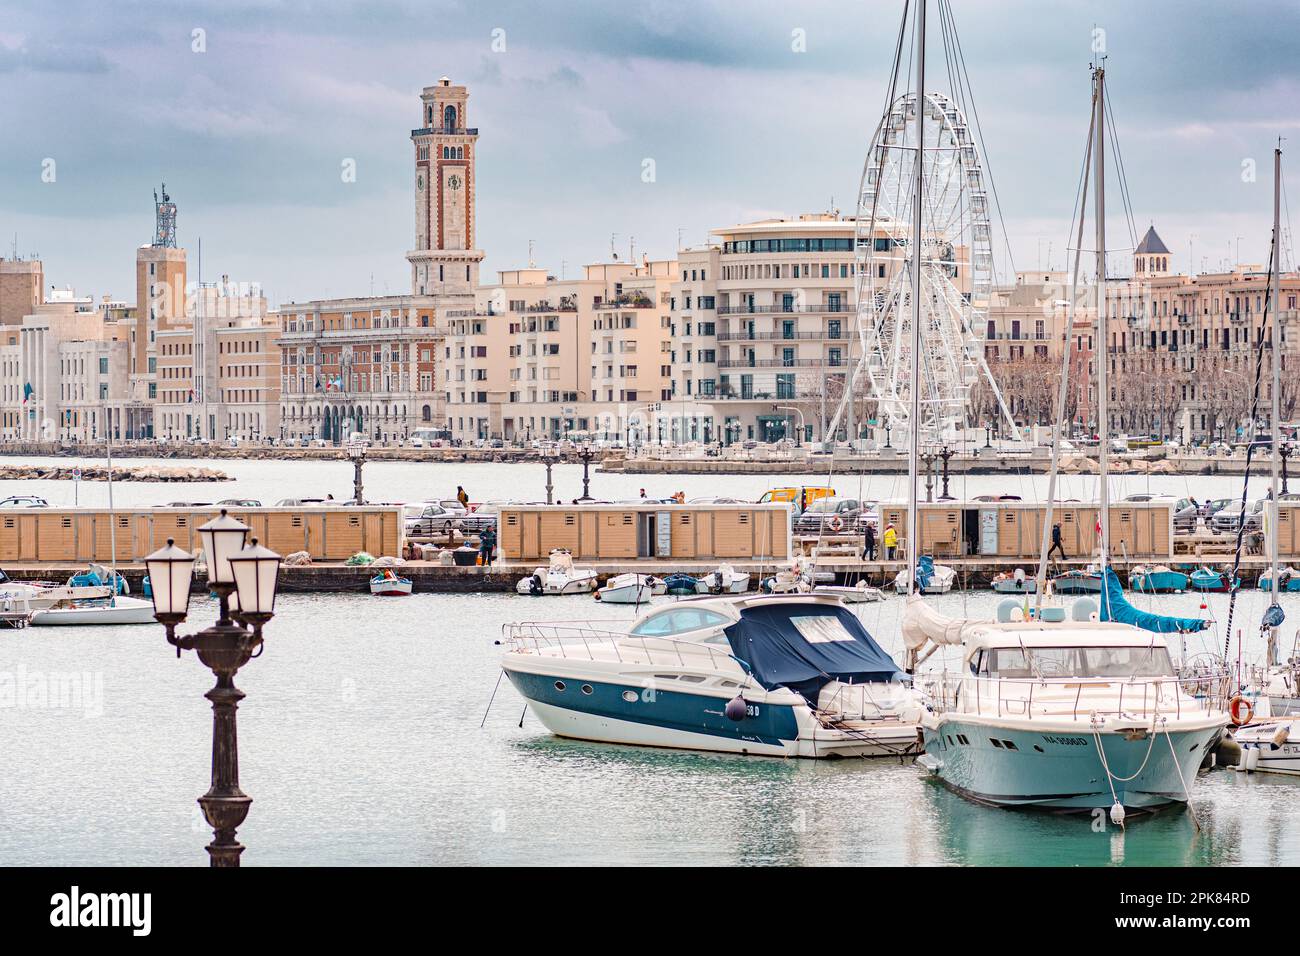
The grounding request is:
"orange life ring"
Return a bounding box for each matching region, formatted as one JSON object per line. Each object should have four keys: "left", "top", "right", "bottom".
{"left": 828, "top": 515, "right": 845, "bottom": 533}
{"left": 1229, "top": 695, "right": 1253, "bottom": 726}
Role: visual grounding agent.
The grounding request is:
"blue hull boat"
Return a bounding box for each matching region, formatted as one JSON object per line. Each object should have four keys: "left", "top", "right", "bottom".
{"left": 1258, "top": 568, "right": 1300, "bottom": 591}
{"left": 1129, "top": 566, "right": 1189, "bottom": 594}
{"left": 662, "top": 573, "right": 702, "bottom": 596}
{"left": 1191, "top": 568, "right": 1238, "bottom": 592}
{"left": 1052, "top": 570, "right": 1102, "bottom": 594}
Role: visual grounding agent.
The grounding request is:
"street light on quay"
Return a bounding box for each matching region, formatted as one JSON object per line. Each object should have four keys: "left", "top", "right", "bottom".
{"left": 347, "top": 439, "right": 367, "bottom": 504}
{"left": 578, "top": 440, "right": 596, "bottom": 501}
{"left": 144, "top": 510, "right": 282, "bottom": 867}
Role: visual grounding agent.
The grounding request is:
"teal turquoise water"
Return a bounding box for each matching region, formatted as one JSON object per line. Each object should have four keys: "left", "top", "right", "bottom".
{"left": 4, "top": 587, "right": 1300, "bottom": 866}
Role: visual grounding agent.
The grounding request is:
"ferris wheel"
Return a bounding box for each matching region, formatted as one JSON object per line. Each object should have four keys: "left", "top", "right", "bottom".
{"left": 834, "top": 90, "right": 1016, "bottom": 445}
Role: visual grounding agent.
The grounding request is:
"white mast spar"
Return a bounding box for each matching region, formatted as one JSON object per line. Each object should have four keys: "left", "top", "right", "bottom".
{"left": 1268, "top": 142, "right": 1283, "bottom": 660}
{"left": 905, "top": 0, "right": 926, "bottom": 598}
{"left": 1094, "top": 66, "right": 1110, "bottom": 614}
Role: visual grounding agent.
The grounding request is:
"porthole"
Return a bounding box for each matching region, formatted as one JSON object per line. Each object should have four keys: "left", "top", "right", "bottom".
{"left": 581, "top": 684, "right": 594, "bottom": 695}
{"left": 554, "top": 680, "right": 566, "bottom": 692}
{"left": 621, "top": 690, "right": 637, "bottom": 703}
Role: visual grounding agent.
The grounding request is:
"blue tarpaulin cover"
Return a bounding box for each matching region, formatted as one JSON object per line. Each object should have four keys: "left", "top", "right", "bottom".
{"left": 1099, "top": 568, "right": 1209, "bottom": 633}
{"left": 723, "top": 603, "right": 903, "bottom": 702}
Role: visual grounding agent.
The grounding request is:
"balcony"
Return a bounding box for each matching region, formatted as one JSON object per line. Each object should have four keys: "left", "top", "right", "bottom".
{"left": 410, "top": 127, "right": 479, "bottom": 137}
{"left": 716, "top": 330, "right": 845, "bottom": 341}
{"left": 717, "top": 358, "right": 826, "bottom": 369}
{"left": 595, "top": 296, "right": 654, "bottom": 310}
{"left": 716, "top": 303, "right": 853, "bottom": 315}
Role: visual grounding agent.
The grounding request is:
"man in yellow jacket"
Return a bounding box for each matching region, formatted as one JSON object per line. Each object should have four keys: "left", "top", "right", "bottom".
{"left": 882, "top": 523, "right": 899, "bottom": 560}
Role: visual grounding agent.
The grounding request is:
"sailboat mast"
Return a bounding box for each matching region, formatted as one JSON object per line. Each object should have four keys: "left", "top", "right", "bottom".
{"left": 1269, "top": 143, "right": 1283, "bottom": 640}
{"left": 1093, "top": 66, "right": 1110, "bottom": 604}
{"left": 906, "top": 0, "right": 926, "bottom": 596}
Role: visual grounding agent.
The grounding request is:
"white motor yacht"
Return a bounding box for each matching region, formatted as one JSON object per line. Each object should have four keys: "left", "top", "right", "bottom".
{"left": 906, "top": 596, "right": 1229, "bottom": 812}
{"left": 893, "top": 556, "right": 956, "bottom": 594}
{"left": 701, "top": 565, "right": 750, "bottom": 594}
{"left": 501, "top": 593, "right": 924, "bottom": 758}
{"left": 29, "top": 595, "right": 156, "bottom": 626}
{"left": 516, "top": 549, "right": 598, "bottom": 596}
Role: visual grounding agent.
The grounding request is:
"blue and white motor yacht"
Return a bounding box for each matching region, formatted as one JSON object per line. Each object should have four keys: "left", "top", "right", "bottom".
{"left": 501, "top": 593, "right": 924, "bottom": 758}
{"left": 905, "top": 597, "right": 1229, "bottom": 812}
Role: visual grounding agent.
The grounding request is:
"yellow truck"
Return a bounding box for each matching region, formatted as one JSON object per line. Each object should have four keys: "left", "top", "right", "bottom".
{"left": 758, "top": 486, "right": 835, "bottom": 515}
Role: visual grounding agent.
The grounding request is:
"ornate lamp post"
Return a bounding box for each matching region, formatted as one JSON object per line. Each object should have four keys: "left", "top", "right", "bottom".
{"left": 920, "top": 449, "right": 936, "bottom": 502}
{"left": 1283, "top": 441, "right": 1293, "bottom": 495}
{"left": 542, "top": 444, "right": 557, "bottom": 504}
{"left": 347, "top": 440, "right": 367, "bottom": 504}
{"left": 937, "top": 445, "right": 955, "bottom": 500}
{"left": 144, "top": 511, "right": 282, "bottom": 867}
{"left": 578, "top": 440, "right": 596, "bottom": 501}
{"left": 884, "top": 423, "right": 892, "bottom": 449}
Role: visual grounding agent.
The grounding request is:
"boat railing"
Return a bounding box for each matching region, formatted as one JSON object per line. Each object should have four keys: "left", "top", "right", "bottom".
{"left": 502, "top": 621, "right": 743, "bottom": 672}
{"left": 927, "top": 672, "right": 1231, "bottom": 722}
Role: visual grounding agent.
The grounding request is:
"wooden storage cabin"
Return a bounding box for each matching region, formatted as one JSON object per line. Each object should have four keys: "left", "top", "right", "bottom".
{"left": 875, "top": 499, "right": 1176, "bottom": 561}
{"left": 498, "top": 503, "right": 791, "bottom": 562}
{"left": 0, "top": 506, "right": 402, "bottom": 563}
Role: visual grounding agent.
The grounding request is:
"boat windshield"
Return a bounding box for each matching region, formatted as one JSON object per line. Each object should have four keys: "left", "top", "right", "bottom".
{"left": 986, "top": 645, "right": 1175, "bottom": 679}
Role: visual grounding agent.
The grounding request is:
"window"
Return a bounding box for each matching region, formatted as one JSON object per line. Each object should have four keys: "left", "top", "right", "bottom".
{"left": 630, "top": 608, "right": 730, "bottom": 637}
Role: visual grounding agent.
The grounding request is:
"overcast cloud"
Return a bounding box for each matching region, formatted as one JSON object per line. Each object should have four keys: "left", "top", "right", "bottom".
{"left": 1, "top": 0, "right": 1298, "bottom": 306}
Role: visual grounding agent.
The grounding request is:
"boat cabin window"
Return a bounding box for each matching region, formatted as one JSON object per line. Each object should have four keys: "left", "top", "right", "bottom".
{"left": 631, "top": 608, "right": 730, "bottom": 638}
{"left": 985, "top": 645, "right": 1175, "bottom": 679}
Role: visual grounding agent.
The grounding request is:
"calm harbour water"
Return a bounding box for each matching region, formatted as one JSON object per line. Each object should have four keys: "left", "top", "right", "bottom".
{"left": 3, "top": 456, "right": 1300, "bottom": 866}
{"left": 3, "top": 586, "right": 1300, "bottom": 867}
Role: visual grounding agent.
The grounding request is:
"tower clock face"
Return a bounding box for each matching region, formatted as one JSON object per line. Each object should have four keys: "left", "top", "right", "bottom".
{"left": 448, "top": 173, "right": 462, "bottom": 191}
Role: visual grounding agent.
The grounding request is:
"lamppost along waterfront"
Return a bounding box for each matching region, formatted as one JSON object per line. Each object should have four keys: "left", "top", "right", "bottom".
{"left": 542, "top": 443, "right": 557, "bottom": 504}
{"left": 348, "top": 440, "right": 367, "bottom": 504}
{"left": 578, "top": 440, "right": 595, "bottom": 501}
{"left": 938, "top": 445, "right": 955, "bottom": 500}
{"left": 1284, "top": 441, "right": 1293, "bottom": 495}
{"left": 144, "top": 511, "right": 282, "bottom": 867}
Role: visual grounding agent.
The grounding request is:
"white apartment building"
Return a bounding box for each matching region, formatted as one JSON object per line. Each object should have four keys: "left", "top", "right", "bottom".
{"left": 0, "top": 300, "right": 134, "bottom": 442}
{"left": 443, "top": 259, "right": 676, "bottom": 442}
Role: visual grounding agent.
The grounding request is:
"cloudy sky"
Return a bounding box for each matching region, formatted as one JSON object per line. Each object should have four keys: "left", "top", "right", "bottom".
{"left": 2, "top": 0, "right": 1298, "bottom": 307}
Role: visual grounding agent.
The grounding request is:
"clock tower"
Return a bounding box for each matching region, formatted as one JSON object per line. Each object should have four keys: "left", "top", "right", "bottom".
{"left": 407, "top": 77, "right": 484, "bottom": 295}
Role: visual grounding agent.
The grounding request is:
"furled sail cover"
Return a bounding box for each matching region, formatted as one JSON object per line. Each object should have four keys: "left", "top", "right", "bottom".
{"left": 901, "top": 594, "right": 979, "bottom": 651}
{"left": 723, "top": 603, "right": 902, "bottom": 703}
{"left": 1099, "top": 569, "right": 1209, "bottom": 633}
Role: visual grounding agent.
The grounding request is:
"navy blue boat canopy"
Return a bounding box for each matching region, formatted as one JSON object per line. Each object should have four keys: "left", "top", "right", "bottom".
{"left": 723, "top": 603, "right": 903, "bottom": 702}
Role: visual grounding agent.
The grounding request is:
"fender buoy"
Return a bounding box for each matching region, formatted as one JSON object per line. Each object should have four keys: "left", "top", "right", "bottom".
{"left": 529, "top": 574, "right": 544, "bottom": 596}
{"left": 828, "top": 515, "right": 845, "bottom": 533}
{"left": 1229, "top": 695, "right": 1253, "bottom": 726}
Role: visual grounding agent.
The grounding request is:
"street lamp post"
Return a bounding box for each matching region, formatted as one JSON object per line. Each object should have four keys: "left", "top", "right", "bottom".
{"left": 144, "top": 511, "right": 282, "bottom": 867}
{"left": 542, "top": 444, "right": 556, "bottom": 504}
{"left": 920, "top": 450, "right": 936, "bottom": 502}
{"left": 938, "top": 445, "right": 955, "bottom": 500}
{"left": 347, "top": 440, "right": 367, "bottom": 505}
{"left": 578, "top": 441, "right": 596, "bottom": 501}
{"left": 1283, "top": 442, "right": 1293, "bottom": 495}
{"left": 885, "top": 424, "right": 892, "bottom": 449}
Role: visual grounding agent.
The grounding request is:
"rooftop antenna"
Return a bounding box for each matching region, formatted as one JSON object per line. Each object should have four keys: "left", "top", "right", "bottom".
{"left": 528, "top": 239, "right": 535, "bottom": 268}
{"left": 676, "top": 227, "right": 684, "bottom": 250}
{"left": 629, "top": 236, "right": 636, "bottom": 263}
{"left": 610, "top": 233, "right": 618, "bottom": 261}
{"left": 561, "top": 259, "right": 567, "bottom": 280}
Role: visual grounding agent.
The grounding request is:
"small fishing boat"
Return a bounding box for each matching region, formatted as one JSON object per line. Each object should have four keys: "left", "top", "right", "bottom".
{"left": 761, "top": 561, "right": 811, "bottom": 594}
{"left": 1052, "top": 567, "right": 1103, "bottom": 594}
{"left": 1258, "top": 566, "right": 1300, "bottom": 592}
{"left": 893, "top": 555, "right": 955, "bottom": 595}
{"left": 991, "top": 568, "right": 1035, "bottom": 594}
{"left": 662, "top": 573, "right": 704, "bottom": 596}
{"left": 370, "top": 569, "right": 413, "bottom": 596}
{"left": 1129, "top": 564, "right": 1189, "bottom": 594}
{"left": 516, "top": 549, "right": 598, "bottom": 596}
{"left": 69, "top": 564, "right": 130, "bottom": 595}
{"left": 701, "top": 565, "right": 750, "bottom": 594}
{"left": 596, "top": 573, "right": 664, "bottom": 604}
{"left": 29, "top": 594, "right": 156, "bottom": 626}
{"left": 501, "top": 593, "right": 925, "bottom": 758}
{"left": 1190, "top": 567, "right": 1238, "bottom": 592}
{"left": 814, "top": 581, "right": 884, "bottom": 603}
{"left": 1232, "top": 718, "right": 1300, "bottom": 775}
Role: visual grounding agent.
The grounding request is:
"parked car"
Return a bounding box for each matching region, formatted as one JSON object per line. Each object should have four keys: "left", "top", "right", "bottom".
{"left": 274, "top": 497, "right": 329, "bottom": 507}
{"left": 405, "top": 502, "right": 463, "bottom": 536}
{"left": 793, "top": 497, "right": 865, "bottom": 535}
{"left": 1203, "top": 497, "right": 1235, "bottom": 521}
{"left": 216, "top": 498, "right": 262, "bottom": 508}
{"left": 0, "top": 495, "right": 48, "bottom": 508}
{"left": 1123, "top": 493, "right": 1199, "bottom": 533}
{"left": 1211, "top": 499, "right": 1264, "bottom": 534}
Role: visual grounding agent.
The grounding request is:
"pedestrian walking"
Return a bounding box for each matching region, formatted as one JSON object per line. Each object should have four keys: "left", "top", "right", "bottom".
{"left": 862, "top": 522, "right": 877, "bottom": 561}
{"left": 1047, "top": 522, "right": 1066, "bottom": 561}
{"left": 456, "top": 485, "right": 469, "bottom": 507}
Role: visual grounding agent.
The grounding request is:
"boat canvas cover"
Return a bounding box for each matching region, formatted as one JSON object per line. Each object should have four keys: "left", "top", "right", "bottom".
{"left": 723, "top": 604, "right": 902, "bottom": 702}
{"left": 1100, "top": 569, "right": 1208, "bottom": 633}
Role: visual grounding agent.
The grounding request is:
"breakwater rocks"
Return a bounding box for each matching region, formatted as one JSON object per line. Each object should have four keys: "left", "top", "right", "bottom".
{"left": 0, "top": 464, "right": 230, "bottom": 482}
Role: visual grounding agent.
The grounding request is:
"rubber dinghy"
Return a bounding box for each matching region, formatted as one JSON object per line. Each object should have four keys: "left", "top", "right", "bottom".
{"left": 1097, "top": 568, "right": 1209, "bottom": 634}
